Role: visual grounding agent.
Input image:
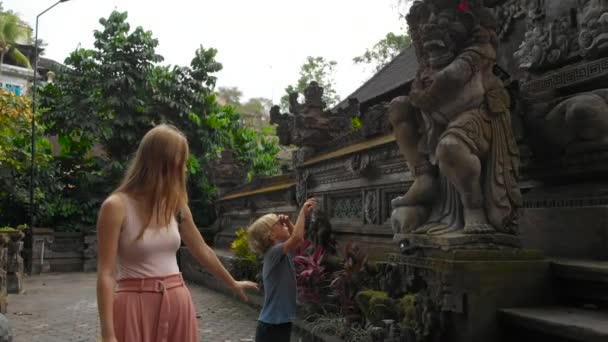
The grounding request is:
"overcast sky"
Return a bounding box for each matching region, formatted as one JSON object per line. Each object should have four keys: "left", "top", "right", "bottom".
{"left": 6, "top": 0, "right": 407, "bottom": 105}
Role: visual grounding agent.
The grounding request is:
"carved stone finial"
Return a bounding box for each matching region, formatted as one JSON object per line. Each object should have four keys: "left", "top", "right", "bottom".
{"left": 304, "top": 81, "right": 325, "bottom": 109}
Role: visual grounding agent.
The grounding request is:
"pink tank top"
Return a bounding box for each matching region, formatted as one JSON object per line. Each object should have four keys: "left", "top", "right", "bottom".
{"left": 117, "top": 194, "right": 181, "bottom": 280}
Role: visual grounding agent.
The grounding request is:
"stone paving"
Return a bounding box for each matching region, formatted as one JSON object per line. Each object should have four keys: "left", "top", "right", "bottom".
{"left": 5, "top": 273, "right": 301, "bottom": 342}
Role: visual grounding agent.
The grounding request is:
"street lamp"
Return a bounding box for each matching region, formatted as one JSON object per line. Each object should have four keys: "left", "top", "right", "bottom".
{"left": 29, "top": 0, "right": 70, "bottom": 267}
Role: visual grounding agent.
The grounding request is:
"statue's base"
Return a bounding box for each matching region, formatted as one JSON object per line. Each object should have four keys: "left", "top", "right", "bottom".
{"left": 379, "top": 249, "right": 549, "bottom": 342}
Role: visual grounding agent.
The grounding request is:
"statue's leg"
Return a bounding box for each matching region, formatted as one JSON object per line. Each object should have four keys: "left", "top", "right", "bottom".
{"left": 435, "top": 135, "right": 495, "bottom": 234}
{"left": 389, "top": 97, "right": 438, "bottom": 207}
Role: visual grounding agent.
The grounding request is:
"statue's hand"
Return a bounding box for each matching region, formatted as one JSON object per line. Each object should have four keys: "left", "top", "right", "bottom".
{"left": 410, "top": 88, "right": 434, "bottom": 111}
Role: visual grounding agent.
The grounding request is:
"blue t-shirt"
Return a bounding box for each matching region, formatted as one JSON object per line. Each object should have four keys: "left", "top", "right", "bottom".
{"left": 258, "top": 242, "right": 297, "bottom": 324}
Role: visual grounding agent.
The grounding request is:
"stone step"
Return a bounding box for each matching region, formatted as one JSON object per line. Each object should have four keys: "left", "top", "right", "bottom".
{"left": 500, "top": 306, "right": 608, "bottom": 342}
{"left": 552, "top": 259, "right": 608, "bottom": 306}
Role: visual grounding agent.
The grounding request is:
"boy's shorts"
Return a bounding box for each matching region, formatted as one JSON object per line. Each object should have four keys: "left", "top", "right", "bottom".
{"left": 255, "top": 321, "right": 292, "bottom": 342}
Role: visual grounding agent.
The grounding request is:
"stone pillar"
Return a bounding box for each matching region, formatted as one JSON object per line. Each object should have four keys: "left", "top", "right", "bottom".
{"left": 0, "top": 235, "right": 8, "bottom": 314}
{"left": 31, "top": 228, "right": 53, "bottom": 274}
{"left": 82, "top": 232, "right": 97, "bottom": 272}
{"left": 6, "top": 231, "right": 24, "bottom": 294}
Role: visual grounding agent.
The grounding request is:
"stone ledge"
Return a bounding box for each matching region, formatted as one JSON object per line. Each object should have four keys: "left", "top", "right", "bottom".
{"left": 394, "top": 232, "right": 523, "bottom": 257}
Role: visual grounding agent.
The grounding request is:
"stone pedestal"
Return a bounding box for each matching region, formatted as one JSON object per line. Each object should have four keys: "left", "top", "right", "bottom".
{"left": 0, "top": 268, "right": 6, "bottom": 314}
{"left": 6, "top": 273, "right": 22, "bottom": 295}
{"left": 6, "top": 232, "right": 24, "bottom": 294}
{"left": 377, "top": 247, "right": 549, "bottom": 342}
{"left": 31, "top": 228, "right": 53, "bottom": 274}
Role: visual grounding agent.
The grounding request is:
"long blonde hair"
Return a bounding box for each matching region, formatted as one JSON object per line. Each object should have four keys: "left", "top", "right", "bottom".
{"left": 115, "top": 124, "right": 189, "bottom": 238}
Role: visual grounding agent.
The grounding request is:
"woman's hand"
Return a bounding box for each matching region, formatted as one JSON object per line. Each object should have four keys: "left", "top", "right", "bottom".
{"left": 231, "top": 280, "right": 260, "bottom": 301}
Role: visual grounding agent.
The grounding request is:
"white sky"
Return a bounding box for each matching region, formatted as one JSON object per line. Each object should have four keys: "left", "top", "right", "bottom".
{"left": 6, "top": 0, "right": 406, "bottom": 104}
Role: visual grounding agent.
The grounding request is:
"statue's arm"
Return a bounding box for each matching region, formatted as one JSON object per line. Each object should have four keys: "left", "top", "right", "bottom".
{"left": 428, "top": 50, "right": 482, "bottom": 98}
{"left": 411, "top": 50, "right": 483, "bottom": 111}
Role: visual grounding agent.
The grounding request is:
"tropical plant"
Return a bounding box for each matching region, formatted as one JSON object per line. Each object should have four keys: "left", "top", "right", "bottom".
{"left": 231, "top": 227, "right": 257, "bottom": 262}
{"left": 329, "top": 242, "right": 371, "bottom": 319}
{"left": 0, "top": 89, "right": 57, "bottom": 228}
{"left": 294, "top": 242, "right": 330, "bottom": 307}
{"left": 230, "top": 228, "right": 261, "bottom": 282}
{"left": 0, "top": 9, "right": 32, "bottom": 77}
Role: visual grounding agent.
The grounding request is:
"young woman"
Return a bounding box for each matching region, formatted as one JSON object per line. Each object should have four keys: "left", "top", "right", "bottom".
{"left": 96, "top": 124, "right": 258, "bottom": 342}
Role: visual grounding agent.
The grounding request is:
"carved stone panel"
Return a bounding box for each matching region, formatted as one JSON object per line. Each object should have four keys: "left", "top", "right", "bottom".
{"left": 330, "top": 194, "right": 363, "bottom": 220}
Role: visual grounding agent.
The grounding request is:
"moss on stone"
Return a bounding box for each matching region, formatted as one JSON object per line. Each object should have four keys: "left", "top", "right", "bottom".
{"left": 355, "top": 290, "right": 397, "bottom": 324}
{"left": 399, "top": 294, "right": 418, "bottom": 329}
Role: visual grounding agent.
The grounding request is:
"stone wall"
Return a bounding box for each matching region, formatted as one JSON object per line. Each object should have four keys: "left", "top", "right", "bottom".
{"left": 30, "top": 229, "right": 96, "bottom": 274}
{"left": 214, "top": 174, "right": 298, "bottom": 249}
{"left": 295, "top": 134, "right": 405, "bottom": 259}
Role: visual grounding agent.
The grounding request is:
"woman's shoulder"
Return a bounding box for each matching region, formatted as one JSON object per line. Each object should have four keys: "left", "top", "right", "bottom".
{"left": 101, "top": 192, "right": 129, "bottom": 214}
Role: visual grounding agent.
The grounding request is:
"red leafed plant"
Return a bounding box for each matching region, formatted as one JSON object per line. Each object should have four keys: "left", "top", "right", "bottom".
{"left": 329, "top": 241, "right": 370, "bottom": 319}
{"left": 294, "top": 240, "right": 330, "bottom": 306}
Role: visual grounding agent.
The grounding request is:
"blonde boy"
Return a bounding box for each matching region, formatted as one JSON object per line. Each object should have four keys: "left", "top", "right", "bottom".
{"left": 247, "top": 198, "right": 317, "bottom": 342}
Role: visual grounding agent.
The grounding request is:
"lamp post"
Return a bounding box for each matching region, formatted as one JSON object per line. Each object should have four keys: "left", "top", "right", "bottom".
{"left": 29, "top": 0, "right": 70, "bottom": 269}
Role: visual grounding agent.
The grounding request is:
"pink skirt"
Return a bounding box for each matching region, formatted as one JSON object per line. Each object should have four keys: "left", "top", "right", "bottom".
{"left": 113, "top": 273, "right": 199, "bottom": 342}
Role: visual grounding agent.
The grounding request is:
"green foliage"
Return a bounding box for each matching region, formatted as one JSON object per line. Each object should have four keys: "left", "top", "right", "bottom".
{"left": 22, "top": 10, "right": 280, "bottom": 231}
{"left": 281, "top": 56, "right": 340, "bottom": 111}
{"left": 0, "top": 90, "right": 59, "bottom": 228}
{"left": 230, "top": 228, "right": 261, "bottom": 282}
{"left": 353, "top": 32, "right": 411, "bottom": 71}
{"left": 351, "top": 116, "right": 362, "bottom": 131}
{"left": 0, "top": 9, "right": 32, "bottom": 69}
{"left": 0, "top": 224, "right": 26, "bottom": 232}
{"left": 231, "top": 228, "right": 257, "bottom": 262}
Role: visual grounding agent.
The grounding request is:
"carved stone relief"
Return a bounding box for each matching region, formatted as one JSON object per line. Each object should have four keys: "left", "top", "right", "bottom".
{"left": 364, "top": 191, "right": 379, "bottom": 224}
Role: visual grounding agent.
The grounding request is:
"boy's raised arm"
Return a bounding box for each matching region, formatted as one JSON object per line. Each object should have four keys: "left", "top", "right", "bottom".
{"left": 282, "top": 198, "right": 316, "bottom": 254}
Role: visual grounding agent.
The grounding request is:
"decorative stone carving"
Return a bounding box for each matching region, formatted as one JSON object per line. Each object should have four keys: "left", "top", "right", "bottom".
{"left": 296, "top": 170, "right": 310, "bottom": 206}
{"left": 579, "top": 0, "right": 608, "bottom": 58}
{"left": 208, "top": 150, "right": 250, "bottom": 196}
{"left": 389, "top": 0, "right": 522, "bottom": 239}
{"left": 362, "top": 102, "right": 390, "bottom": 138}
{"left": 331, "top": 195, "right": 363, "bottom": 219}
{"left": 6, "top": 232, "right": 24, "bottom": 294}
{"left": 493, "top": 0, "right": 526, "bottom": 40}
{"left": 512, "top": 0, "right": 608, "bottom": 71}
{"left": 364, "top": 191, "right": 379, "bottom": 224}
{"left": 531, "top": 88, "right": 608, "bottom": 153}
{"left": 345, "top": 153, "right": 373, "bottom": 178}
{"left": 270, "top": 82, "right": 351, "bottom": 153}
{"left": 269, "top": 105, "right": 293, "bottom": 146}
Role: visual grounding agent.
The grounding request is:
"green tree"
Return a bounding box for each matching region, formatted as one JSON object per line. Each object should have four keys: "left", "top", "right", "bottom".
{"left": 37, "top": 10, "right": 280, "bottom": 230}
{"left": 281, "top": 56, "right": 340, "bottom": 111}
{"left": 217, "top": 86, "right": 243, "bottom": 107}
{"left": 0, "top": 90, "right": 56, "bottom": 227}
{"left": 354, "top": 32, "right": 411, "bottom": 71}
{"left": 0, "top": 9, "right": 32, "bottom": 77}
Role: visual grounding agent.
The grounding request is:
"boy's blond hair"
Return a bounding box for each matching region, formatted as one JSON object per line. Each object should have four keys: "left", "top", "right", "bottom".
{"left": 247, "top": 214, "right": 279, "bottom": 255}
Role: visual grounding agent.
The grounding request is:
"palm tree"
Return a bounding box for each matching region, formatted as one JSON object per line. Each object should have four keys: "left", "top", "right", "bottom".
{"left": 0, "top": 10, "right": 32, "bottom": 79}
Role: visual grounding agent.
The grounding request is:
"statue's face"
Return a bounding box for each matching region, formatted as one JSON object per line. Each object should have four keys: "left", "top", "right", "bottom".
{"left": 421, "top": 22, "right": 456, "bottom": 68}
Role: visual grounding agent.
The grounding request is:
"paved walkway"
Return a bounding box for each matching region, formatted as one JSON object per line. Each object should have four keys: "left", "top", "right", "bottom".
{"left": 5, "top": 273, "right": 300, "bottom": 342}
